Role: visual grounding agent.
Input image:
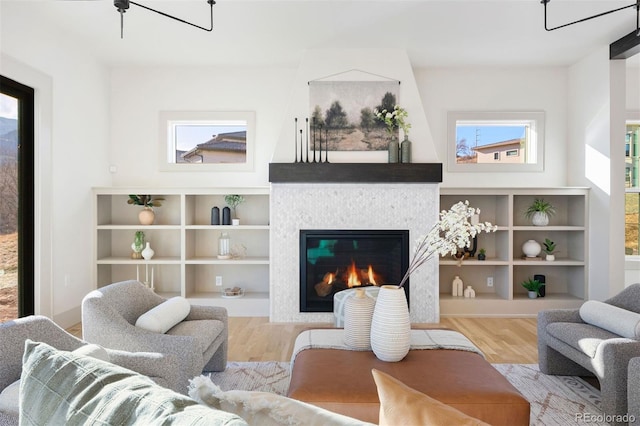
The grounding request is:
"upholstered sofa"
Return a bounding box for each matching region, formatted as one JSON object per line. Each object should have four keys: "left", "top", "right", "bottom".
{"left": 0, "top": 315, "right": 182, "bottom": 426}
{"left": 538, "top": 283, "right": 640, "bottom": 425}
{"left": 630, "top": 357, "right": 640, "bottom": 426}
{"left": 82, "top": 280, "right": 228, "bottom": 393}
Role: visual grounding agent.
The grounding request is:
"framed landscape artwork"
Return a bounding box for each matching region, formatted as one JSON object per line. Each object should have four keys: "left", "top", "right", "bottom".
{"left": 308, "top": 81, "right": 400, "bottom": 152}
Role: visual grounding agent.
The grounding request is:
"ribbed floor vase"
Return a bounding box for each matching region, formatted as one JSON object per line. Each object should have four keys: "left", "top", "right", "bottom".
{"left": 370, "top": 285, "right": 411, "bottom": 362}
{"left": 344, "top": 288, "right": 375, "bottom": 350}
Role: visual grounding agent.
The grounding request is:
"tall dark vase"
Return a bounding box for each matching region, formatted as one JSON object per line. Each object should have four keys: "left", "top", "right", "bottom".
{"left": 534, "top": 274, "right": 546, "bottom": 297}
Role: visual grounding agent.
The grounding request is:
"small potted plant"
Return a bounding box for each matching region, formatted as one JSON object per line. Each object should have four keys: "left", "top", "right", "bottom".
{"left": 543, "top": 238, "right": 556, "bottom": 261}
{"left": 477, "top": 248, "right": 486, "bottom": 261}
{"left": 224, "top": 194, "right": 245, "bottom": 224}
{"left": 521, "top": 278, "right": 541, "bottom": 299}
{"left": 128, "top": 195, "right": 164, "bottom": 225}
{"left": 525, "top": 198, "right": 555, "bottom": 226}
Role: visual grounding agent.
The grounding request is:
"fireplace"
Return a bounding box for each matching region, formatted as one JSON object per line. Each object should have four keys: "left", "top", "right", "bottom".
{"left": 300, "top": 229, "right": 409, "bottom": 312}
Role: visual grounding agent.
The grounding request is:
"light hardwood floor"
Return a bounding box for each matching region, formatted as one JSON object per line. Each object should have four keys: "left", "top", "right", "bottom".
{"left": 69, "top": 317, "right": 539, "bottom": 365}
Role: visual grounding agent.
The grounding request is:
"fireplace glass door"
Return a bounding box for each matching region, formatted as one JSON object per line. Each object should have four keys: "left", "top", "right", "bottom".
{"left": 299, "top": 230, "right": 409, "bottom": 312}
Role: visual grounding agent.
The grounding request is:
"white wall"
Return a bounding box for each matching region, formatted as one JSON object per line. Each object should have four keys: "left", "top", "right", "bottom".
{"left": 109, "top": 66, "right": 294, "bottom": 188}
{"left": 567, "top": 47, "right": 626, "bottom": 300}
{"left": 416, "top": 67, "right": 568, "bottom": 188}
{"left": 1, "top": 5, "right": 111, "bottom": 327}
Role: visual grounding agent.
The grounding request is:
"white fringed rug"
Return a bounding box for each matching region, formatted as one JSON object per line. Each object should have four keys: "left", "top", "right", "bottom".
{"left": 205, "top": 362, "right": 606, "bottom": 426}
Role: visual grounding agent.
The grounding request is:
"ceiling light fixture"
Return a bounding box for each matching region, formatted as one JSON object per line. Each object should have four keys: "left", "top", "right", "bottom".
{"left": 541, "top": 0, "right": 640, "bottom": 36}
{"left": 114, "top": 0, "right": 216, "bottom": 39}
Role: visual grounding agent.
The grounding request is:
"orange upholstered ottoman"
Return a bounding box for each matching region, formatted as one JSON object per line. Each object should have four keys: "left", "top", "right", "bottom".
{"left": 287, "top": 331, "right": 530, "bottom": 425}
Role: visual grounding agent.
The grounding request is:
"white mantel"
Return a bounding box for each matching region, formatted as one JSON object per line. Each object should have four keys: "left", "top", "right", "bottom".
{"left": 269, "top": 182, "right": 440, "bottom": 323}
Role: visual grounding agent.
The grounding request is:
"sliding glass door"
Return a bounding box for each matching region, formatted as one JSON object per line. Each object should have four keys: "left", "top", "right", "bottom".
{"left": 0, "top": 75, "right": 34, "bottom": 321}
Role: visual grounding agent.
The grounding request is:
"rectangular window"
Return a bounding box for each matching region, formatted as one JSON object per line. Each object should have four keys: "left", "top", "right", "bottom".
{"left": 447, "top": 111, "right": 544, "bottom": 172}
{"left": 626, "top": 122, "right": 640, "bottom": 256}
{"left": 159, "top": 111, "right": 255, "bottom": 172}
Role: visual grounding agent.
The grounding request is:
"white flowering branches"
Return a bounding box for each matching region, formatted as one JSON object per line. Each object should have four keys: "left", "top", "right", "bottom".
{"left": 398, "top": 201, "right": 497, "bottom": 288}
{"left": 373, "top": 105, "right": 411, "bottom": 137}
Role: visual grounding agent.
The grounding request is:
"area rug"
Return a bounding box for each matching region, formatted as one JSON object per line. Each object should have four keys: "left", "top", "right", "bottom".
{"left": 205, "top": 362, "right": 606, "bottom": 426}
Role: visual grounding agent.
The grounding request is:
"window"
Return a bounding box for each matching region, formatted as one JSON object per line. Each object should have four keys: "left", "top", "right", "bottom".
{"left": 626, "top": 121, "right": 640, "bottom": 256}
{"left": 447, "top": 111, "right": 544, "bottom": 172}
{"left": 159, "top": 111, "right": 255, "bottom": 172}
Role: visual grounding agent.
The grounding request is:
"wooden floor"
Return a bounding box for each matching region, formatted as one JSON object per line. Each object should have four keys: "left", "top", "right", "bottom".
{"left": 69, "top": 317, "right": 539, "bottom": 365}
{"left": 227, "top": 317, "right": 538, "bottom": 364}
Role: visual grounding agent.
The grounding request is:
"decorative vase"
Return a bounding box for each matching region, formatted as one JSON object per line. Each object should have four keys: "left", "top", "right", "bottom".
{"left": 370, "top": 285, "right": 411, "bottom": 362}
{"left": 218, "top": 232, "right": 231, "bottom": 259}
{"left": 344, "top": 288, "right": 375, "bottom": 350}
{"left": 522, "top": 239, "right": 541, "bottom": 257}
{"left": 388, "top": 139, "right": 399, "bottom": 163}
{"left": 141, "top": 242, "right": 154, "bottom": 260}
{"left": 452, "top": 276, "right": 463, "bottom": 297}
{"left": 534, "top": 274, "right": 546, "bottom": 297}
{"left": 138, "top": 207, "right": 155, "bottom": 225}
{"left": 545, "top": 254, "right": 555, "bottom": 261}
{"left": 222, "top": 207, "right": 231, "bottom": 225}
{"left": 131, "top": 231, "right": 145, "bottom": 259}
{"left": 528, "top": 290, "right": 538, "bottom": 299}
{"left": 464, "top": 286, "right": 476, "bottom": 298}
{"left": 211, "top": 207, "right": 220, "bottom": 225}
{"left": 400, "top": 136, "right": 411, "bottom": 163}
{"left": 531, "top": 211, "right": 549, "bottom": 226}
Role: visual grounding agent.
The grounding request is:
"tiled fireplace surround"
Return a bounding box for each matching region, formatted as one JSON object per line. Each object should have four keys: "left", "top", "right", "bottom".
{"left": 269, "top": 174, "right": 441, "bottom": 323}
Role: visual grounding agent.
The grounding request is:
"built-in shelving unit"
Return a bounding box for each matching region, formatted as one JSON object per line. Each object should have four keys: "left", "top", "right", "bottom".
{"left": 439, "top": 187, "right": 589, "bottom": 317}
{"left": 93, "top": 187, "right": 270, "bottom": 316}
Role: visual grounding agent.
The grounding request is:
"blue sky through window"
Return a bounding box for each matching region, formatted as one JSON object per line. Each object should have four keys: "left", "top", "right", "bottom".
{"left": 456, "top": 125, "right": 526, "bottom": 147}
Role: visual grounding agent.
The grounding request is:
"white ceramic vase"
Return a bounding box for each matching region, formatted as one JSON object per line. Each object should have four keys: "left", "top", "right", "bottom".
{"left": 344, "top": 288, "right": 375, "bottom": 350}
{"left": 522, "top": 239, "right": 541, "bottom": 257}
{"left": 531, "top": 211, "right": 549, "bottom": 226}
{"left": 142, "top": 242, "right": 155, "bottom": 260}
{"left": 370, "top": 285, "right": 411, "bottom": 362}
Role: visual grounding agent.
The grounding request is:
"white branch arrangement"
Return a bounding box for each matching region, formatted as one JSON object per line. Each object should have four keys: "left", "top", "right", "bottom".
{"left": 398, "top": 201, "right": 498, "bottom": 288}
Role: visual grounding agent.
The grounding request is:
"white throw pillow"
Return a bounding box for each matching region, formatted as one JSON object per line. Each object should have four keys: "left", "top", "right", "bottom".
{"left": 135, "top": 297, "right": 191, "bottom": 334}
{"left": 579, "top": 300, "right": 640, "bottom": 339}
{"left": 188, "top": 375, "right": 373, "bottom": 426}
{"left": 0, "top": 380, "right": 20, "bottom": 417}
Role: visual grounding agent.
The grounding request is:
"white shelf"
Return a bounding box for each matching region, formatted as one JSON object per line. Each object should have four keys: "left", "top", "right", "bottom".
{"left": 440, "top": 187, "right": 589, "bottom": 316}
{"left": 93, "top": 187, "right": 270, "bottom": 316}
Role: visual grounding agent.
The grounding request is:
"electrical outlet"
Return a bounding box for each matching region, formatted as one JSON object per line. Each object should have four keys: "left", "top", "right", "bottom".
{"left": 215, "top": 276, "right": 223, "bottom": 286}
{"left": 487, "top": 276, "right": 494, "bottom": 287}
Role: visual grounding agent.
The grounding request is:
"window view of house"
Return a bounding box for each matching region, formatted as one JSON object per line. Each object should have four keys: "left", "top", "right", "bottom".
{"left": 455, "top": 122, "right": 533, "bottom": 165}
{"left": 625, "top": 122, "right": 640, "bottom": 255}
{"left": 171, "top": 122, "right": 247, "bottom": 164}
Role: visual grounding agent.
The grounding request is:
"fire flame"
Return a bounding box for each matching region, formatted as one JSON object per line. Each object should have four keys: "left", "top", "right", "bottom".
{"left": 347, "top": 261, "right": 361, "bottom": 288}
{"left": 367, "top": 265, "right": 377, "bottom": 285}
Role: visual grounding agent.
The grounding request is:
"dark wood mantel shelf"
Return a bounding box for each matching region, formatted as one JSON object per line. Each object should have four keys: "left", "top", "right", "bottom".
{"left": 269, "top": 163, "right": 442, "bottom": 183}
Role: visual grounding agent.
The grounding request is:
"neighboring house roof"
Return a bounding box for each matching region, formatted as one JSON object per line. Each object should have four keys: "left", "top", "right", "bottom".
{"left": 182, "top": 130, "right": 247, "bottom": 160}
{"left": 472, "top": 138, "right": 522, "bottom": 152}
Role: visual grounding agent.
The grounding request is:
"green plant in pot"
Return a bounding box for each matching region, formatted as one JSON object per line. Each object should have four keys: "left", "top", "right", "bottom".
{"left": 525, "top": 198, "right": 555, "bottom": 226}
{"left": 224, "top": 194, "right": 245, "bottom": 221}
{"left": 543, "top": 238, "right": 556, "bottom": 261}
{"left": 128, "top": 195, "right": 164, "bottom": 225}
{"left": 521, "top": 278, "right": 541, "bottom": 299}
{"left": 477, "top": 248, "right": 486, "bottom": 261}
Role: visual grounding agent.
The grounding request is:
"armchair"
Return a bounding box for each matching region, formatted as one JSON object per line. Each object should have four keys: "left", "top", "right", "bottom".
{"left": 81, "top": 280, "right": 228, "bottom": 393}
{"left": 0, "top": 315, "right": 181, "bottom": 425}
{"left": 538, "top": 283, "right": 640, "bottom": 425}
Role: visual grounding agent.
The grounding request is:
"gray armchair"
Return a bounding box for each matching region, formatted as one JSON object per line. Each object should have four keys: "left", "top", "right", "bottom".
{"left": 630, "top": 357, "right": 640, "bottom": 426}
{"left": 0, "top": 315, "right": 181, "bottom": 425}
{"left": 538, "top": 283, "right": 640, "bottom": 425}
{"left": 82, "top": 280, "right": 228, "bottom": 393}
